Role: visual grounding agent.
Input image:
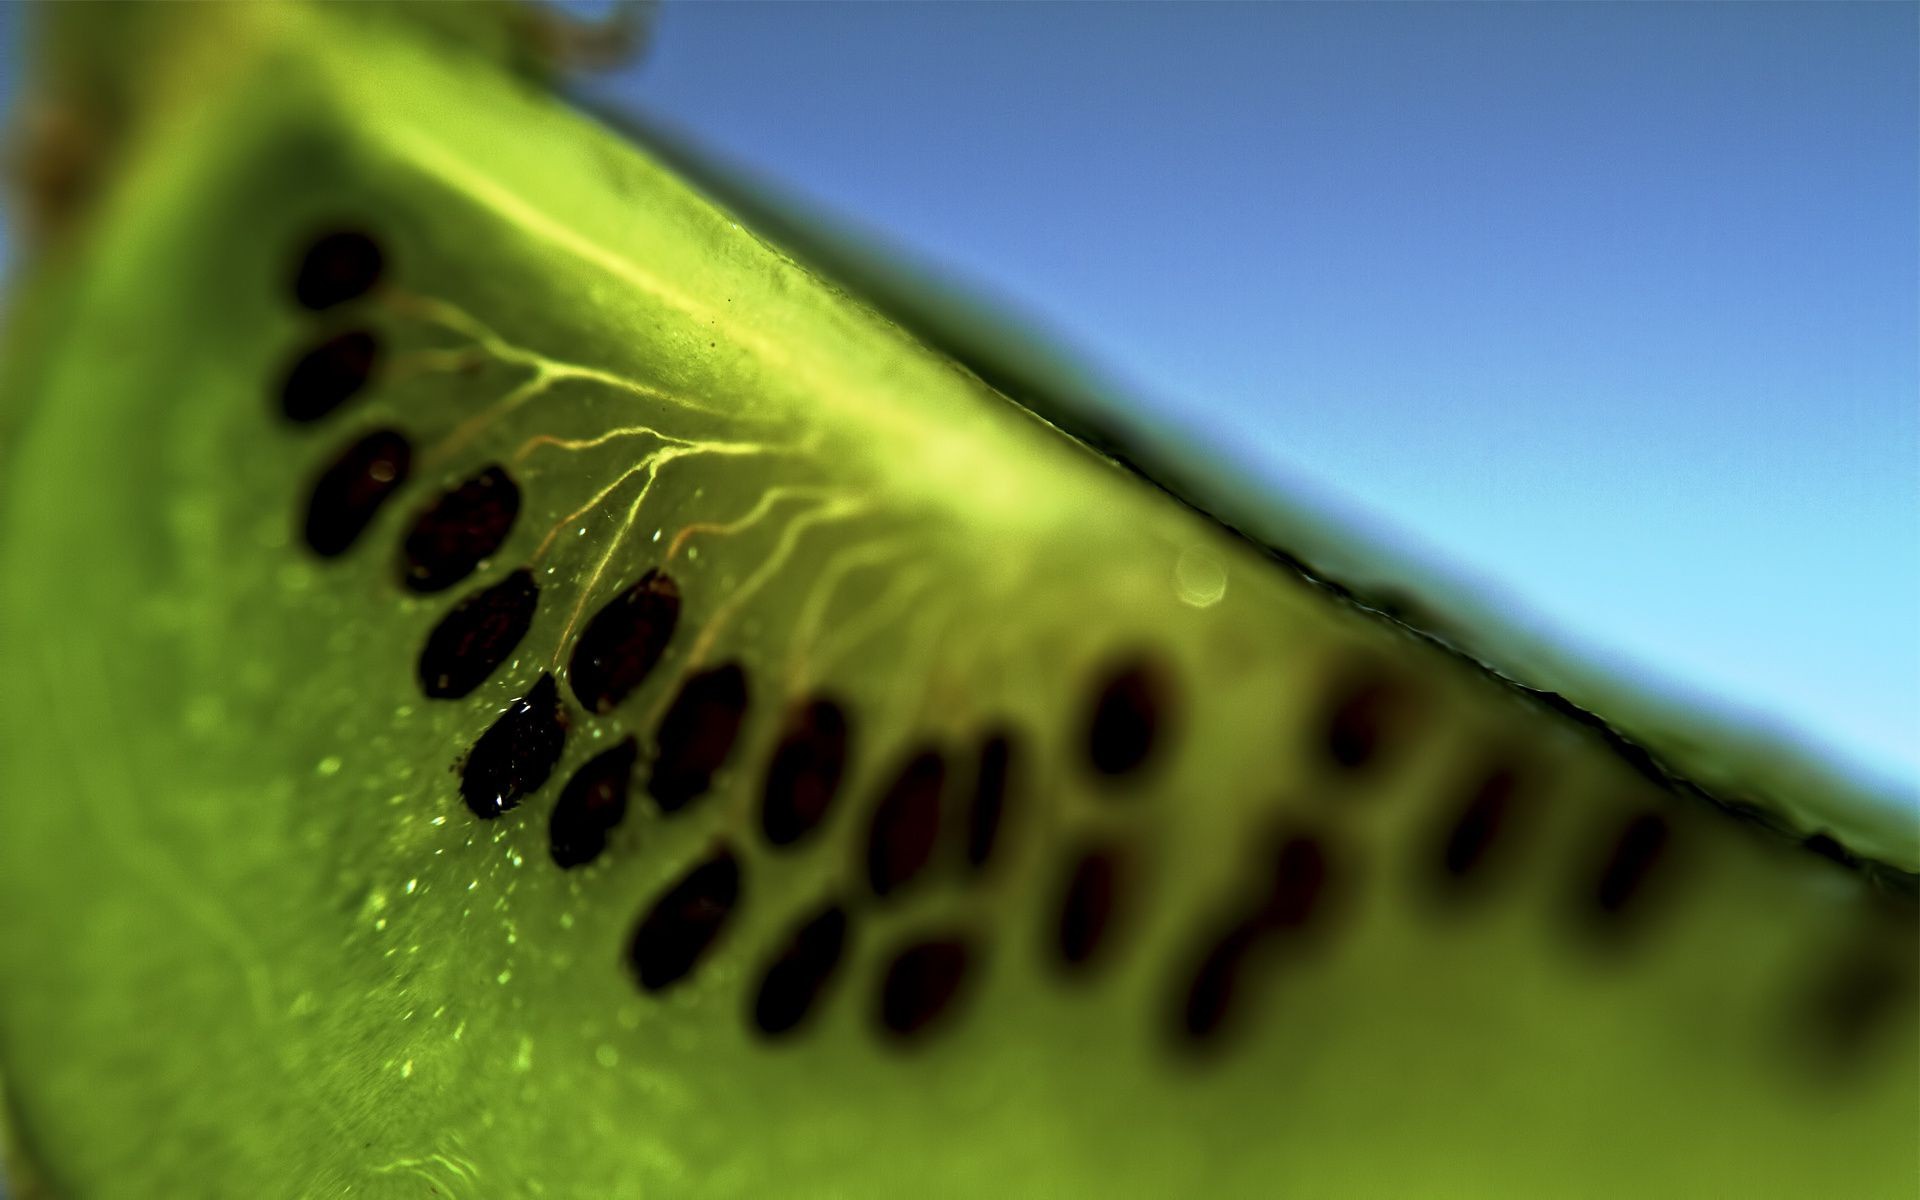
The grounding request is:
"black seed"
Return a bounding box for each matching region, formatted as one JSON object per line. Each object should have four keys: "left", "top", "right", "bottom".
{"left": 878, "top": 938, "right": 971, "bottom": 1040}
{"left": 1801, "top": 833, "right": 1851, "bottom": 869}
{"left": 648, "top": 664, "right": 749, "bottom": 813}
{"left": 399, "top": 465, "right": 522, "bottom": 594}
{"left": 1325, "top": 676, "right": 1400, "bottom": 770}
{"left": 964, "top": 732, "right": 1013, "bottom": 870}
{"left": 866, "top": 750, "right": 946, "bottom": 898}
{"left": 1439, "top": 769, "right": 1518, "bottom": 883}
{"left": 569, "top": 570, "right": 681, "bottom": 714}
{"left": 1176, "top": 835, "right": 1335, "bottom": 1048}
{"left": 302, "top": 428, "right": 411, "bottom": 558}
{"left": 1180, "top": 921, "right": 1260, "bottom": 1042}
{"left": 1259, "top": 835, "right": 1329, "bottom": 932}
{"left": 1804, "top": 951, "right": 1911, "bottom": 1067}
{"left": 1086, "top": 660, "right": 1166, "bottom": 777}
{"left": 761, "top": 699, "right": 851, "bottom": 847}
{"left": 292, "top": 229, "right": 384, "bottom": 310}
{"left": 1593, "top": 812, "right": 1669, "bottom": 917}
{"left": 751, "top": 904, "right": 850, "bottom": 1037}
{"left": 628, "top": 848, "right": 741, "bottom": 992}
{"left": 417, "top": 569, "right": 540, "bottom": 700}
{"left": 459, "top": 674, "right": 568, "bottom": 820}
{"left": 278, "top": 330, "right": 378, "bottom": 424}
{"left": 548, "top": 738, "right": 637, "bottom": 868}
{"left": 1056, "top": 847, "right": 1121, "bottom": 969}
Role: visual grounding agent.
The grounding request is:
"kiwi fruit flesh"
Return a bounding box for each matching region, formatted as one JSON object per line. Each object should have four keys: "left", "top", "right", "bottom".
{"left": 0, "top": 4, "right": 1913, "bottom": 1197}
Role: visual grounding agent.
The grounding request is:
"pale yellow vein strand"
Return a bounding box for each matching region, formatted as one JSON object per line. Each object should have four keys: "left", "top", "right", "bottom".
{"left": 550, "top": 448, "right": 686, "bottom": 666}
{"left": 382, "top": 290, "right": 522, "bottom": 363}
{"left": 529, "top": 457, "right": 653, "bottom": 564}
{"left": 681, "top": 495, "right": 871, "bottom": 670}
{"left": 810, "top": 563, "right": 939, "bottom": 683}
{"left": 886, "top": 586, "right": 966, "bottom": 721}
{"left": 930, "top": 549, "right": 1031, "bottom": 698}
{"left": 382, "top": 287, "right": 729, "bottom": 418}
{"left": 389, "top": 123, "right": 1041, "bottom": 520}
{"left": 784, "top": 536, "right": 915, "bottom": 684}
{"left": 423, "top": 367, "right": 561, "bottom": 469}
{"left": 385, "top": 131, "right": 795, "bottom": 378}
{"left": 384, "top": 345, "right": 490, "bottom": 382}
{"left": 370, "top": 1152, "right": 475, "bottom": 1198}
{"left": 546, "top": 361, "right": 728, "bottom": 418}
{"left": 665, "top": 484, "right": 845, "bottom": 563}
{"left": 547, "top": 438, "right": 780, "bottom": 667}
{"left": 527, "top": 437, "right": 778, "bottom": 566}
{"left": 512, "top": 423, "right": 697, "bottom": 467}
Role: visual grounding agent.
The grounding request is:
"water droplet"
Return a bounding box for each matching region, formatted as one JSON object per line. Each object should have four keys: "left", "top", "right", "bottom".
{"left": 316, "top": 755, "right": 342, "bottom": 777}
{"left": 1174, "top": 548, "right": 1227, "bottom": 608}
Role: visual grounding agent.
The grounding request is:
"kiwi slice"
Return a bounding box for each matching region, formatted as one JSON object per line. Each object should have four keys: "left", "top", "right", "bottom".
{"left": 1, "top": 5, "right": 1913, "bottom": 1197}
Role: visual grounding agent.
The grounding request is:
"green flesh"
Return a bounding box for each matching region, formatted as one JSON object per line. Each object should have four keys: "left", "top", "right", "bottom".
{"left": 1, "top": 6, "right": 1914, "bottom": 1197}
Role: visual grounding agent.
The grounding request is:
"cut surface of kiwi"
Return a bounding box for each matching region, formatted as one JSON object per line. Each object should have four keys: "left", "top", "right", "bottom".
{"left": 0, "top": 5, "right": 1914, "bottom": 1198}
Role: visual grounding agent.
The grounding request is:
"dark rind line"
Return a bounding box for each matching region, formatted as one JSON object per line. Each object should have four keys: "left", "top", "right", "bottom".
{"left": 583, "top": 99, "right": 1918, "bottom": 906}
{"left": 1095, "top": 427, "right": 1919, "bottom": 906}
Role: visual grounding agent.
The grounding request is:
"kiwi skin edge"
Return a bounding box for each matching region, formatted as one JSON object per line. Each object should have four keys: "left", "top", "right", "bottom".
{"left": 0, "top": 4, "right": 1914, "bottom": 1198}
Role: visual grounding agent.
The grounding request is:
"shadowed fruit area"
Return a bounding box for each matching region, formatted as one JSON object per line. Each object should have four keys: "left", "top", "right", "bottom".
{"left": 0, "top": 4, "right": 1914, "bottom": 1198}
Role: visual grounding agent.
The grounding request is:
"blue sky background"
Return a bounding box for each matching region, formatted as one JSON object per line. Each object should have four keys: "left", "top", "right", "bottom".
{"left": 1, "top": 2, "right": 1914, "bottom": 797}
